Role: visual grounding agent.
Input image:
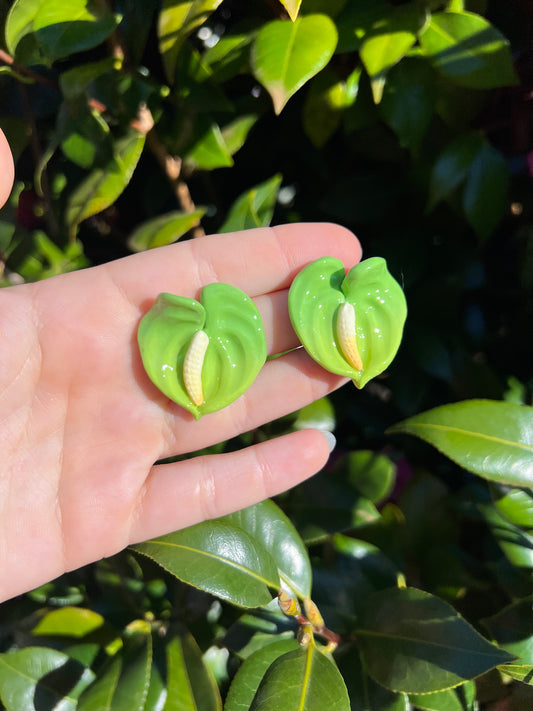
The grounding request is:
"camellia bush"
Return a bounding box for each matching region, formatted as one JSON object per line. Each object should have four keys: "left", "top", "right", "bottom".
{"left": 0, "top": 0, "right": 532, "bottom": 709}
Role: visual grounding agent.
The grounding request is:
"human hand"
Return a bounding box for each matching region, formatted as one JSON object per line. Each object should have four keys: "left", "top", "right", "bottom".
{"left": 0, "top": 128, "right": 361, "bottom": 602}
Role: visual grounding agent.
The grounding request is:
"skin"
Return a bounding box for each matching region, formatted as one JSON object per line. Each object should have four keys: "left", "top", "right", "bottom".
{"left": 0, "top": 127, "right": 361, "bottom": 602}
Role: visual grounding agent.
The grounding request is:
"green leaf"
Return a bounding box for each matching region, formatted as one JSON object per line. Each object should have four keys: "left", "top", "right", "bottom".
{"left": 334, "top": 0, "right": 388, "bottom": 54}
{"left": 165, "top": 632, "right": 222, "bottom": 711}
{"left": 356, "top": 587, "right": 515, "bottom": 694}
{"left": 483, "top": 597, "right": 533, "bottom": 667}
{"left": 221, "top": 114, "right": 259, "bottom": 156}
{"left": 219, "top": 174, "right": 282, "bottom": 233}
{"left": 388, "top": 400, "right": 533, "bottom": 487}
{"left": 6, "top": 0, "right": 119, "bottom": 65}
{"left": 427, "top": 132, "right": 483, "bottom": 209}
{"left": 492, "top": 487, "right": 533, "bottom": 529}
{"left": 184, "top": 121, "right": 234, "bottom": 170}
{"left": 380, "top": 57, "right": 436, "bottom": 151}
{"left": 288, "top": 256, "right": 407, "bottom": 389}
{"left": 303, "top": 67, "right": 360, "bottom": 148}
{"left": 409, "top": 686, "right": 473, "bottom": 711}
{"left": 66, "top": 131, "right": 145, "bottom": 240}
{"left": 359, "top": 4, "right": 426, "bottom": 103}
{"left": 59, "top": 57, "right": 119, "bottom": 100}
{"left": 225, "top": 639, "right": 300, "bottom": 711}
{"left": 0, "top": 647, "right": 94, "bottom": 711}
{"left": 420, "top": 11, "right": 517, "bottom": 89}
{"left": 223, "top": 499, "right": 312, "bottom": 599}
{"left": 278, "top": 0, "right": 302, "bottom": 22}
{"left": 462, "top": 140, "right": 509, "bottom": 239}
{"left": 127, "top": 209, "right": 206, "bottom": 252}
{"left": 251, "top": 15, "right": 338, "bottom": 114}
{"left": 249, "top": 644, "right": 350, "bottom": 710}
{"left": 131, "top": 518, "right": 280, "bottom": 607}
{"left": 158, "top": 0, "right": 223, "bottom": 81}
{"left": 31, "top": 606, "right": 104, "bottom": 638}
{"left": 343, "top": 450, "right": 396, "bottom": 504}
{"left": 293, "top": 396, "right": 336, "bottom": 433}
{"left": 105, "top": 622, "right": 153, "bottom": 711}
{"left": 203, "top": 32, "right": 254, "bottom": 83}
{"left": 77, "top": 654, "right": 122, "bottom": 711}
{"left": 481, "top": 504, "right": 533, "bottom": 572}
{"left": 137, "top": 283, "right": 267, "bottom": 419}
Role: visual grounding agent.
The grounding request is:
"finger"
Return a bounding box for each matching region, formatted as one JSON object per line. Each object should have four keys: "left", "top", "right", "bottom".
{"left": 108, "top": 222, "right": 361, "bottom": 305}
{"left": 0, "top": 128, "right": 14, "bottom": 210}
{"left": 129, "top": 428, "right": 331, "bottom": 543}
{"left": 159, "top": 347, "right": 348, "bottom": 456}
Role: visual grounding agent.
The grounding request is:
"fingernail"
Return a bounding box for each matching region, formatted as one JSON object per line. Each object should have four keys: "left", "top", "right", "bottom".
{"left": 320, "top": 430, "right": 336, "bottom": 453}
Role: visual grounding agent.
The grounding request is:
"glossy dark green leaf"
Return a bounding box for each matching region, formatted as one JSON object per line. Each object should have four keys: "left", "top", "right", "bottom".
{"left": 334, "top": 0, "right": 388, "bottom": 53}
{"left": 6, "top": 0, "right": 119, "bottom": 65}
{"left": 420, "top": 11, "right": 517, "bottom": 89}
{"left": 249, "top": 644, "right": 350, "bottom": 710}
{"left": 108, "top": 621, "right": 153, "bottom": 711}
{"left": 127, "top": 209, "right": 206, "bottom": 252}
{"left": 428, "top": 132, "right": 484, "bottom": 209}
{"left": 356, "top": 587, "right": 514, "bottom": 693}
{"left": 223, "top": 499, "right": 312, "bottom": 599}
{"left": 380, "top": 57, "right": 436, "bottom": 151}
{"left": 131, "top": 518, "right": 280, "bottom": 607}
{"left": 0, "top": 647, "right": 94, "bottom": 711}
{"left": 66, "top": 131, "right": 145, "bottom": 239}
{"left": 225, "top": 639, "right": 300, "bottom": 711}
{"left": 251, "top": 15, "right": 338, "bottom": 114}
{"left": 165, "top": 631, "right": 222, "bottom": 711}
{"left": 77, "top": 655, "right": 122, "bottom": 711}
{"left": 158, "top": 0, "right": 223, "bottom": 81}
{"left": 462, "top": 140, "right": 509, "bottom": 239}
{"left": 219, "top": 174, "right": 282, "bottom": 233}
{"left": 483, "top": 597, "right": 533, "bottom": 668}
{"left": 336, "top": 643, "right": 409, "bottom": 711}
{"left": 388, "top": 400, "right": 533, "bottom": 487}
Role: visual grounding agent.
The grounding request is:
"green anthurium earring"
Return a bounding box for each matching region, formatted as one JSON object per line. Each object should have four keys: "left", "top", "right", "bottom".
{"left": 138, "top": 283, "right": 267, "bottom": 419}
{"left": 288, "top": 256, "right": 407, "bottom": 389}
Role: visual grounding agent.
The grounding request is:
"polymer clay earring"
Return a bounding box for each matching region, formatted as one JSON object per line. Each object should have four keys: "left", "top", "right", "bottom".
{"left": 138, "top": 283, "right": 267, "bottom": 419}
{"left": 288, "top": 256, "right": 407, "bottom": 389}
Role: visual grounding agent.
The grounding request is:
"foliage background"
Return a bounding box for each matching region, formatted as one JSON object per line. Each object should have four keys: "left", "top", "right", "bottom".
{"left": 0, "top": 0, "right": 532, "bottom": 709}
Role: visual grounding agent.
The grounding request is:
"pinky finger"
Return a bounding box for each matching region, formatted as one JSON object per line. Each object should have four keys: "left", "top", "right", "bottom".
{"left": 128, "top": 429, "right": 333, "bottom": 545}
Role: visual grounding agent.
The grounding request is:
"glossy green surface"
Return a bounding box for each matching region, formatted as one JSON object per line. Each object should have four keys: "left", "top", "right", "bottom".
{"left": 138, "top": 283, "right": 266, "bottom": 419}
{"left": 288, "top": 256, "right": 407, "bottom": 388}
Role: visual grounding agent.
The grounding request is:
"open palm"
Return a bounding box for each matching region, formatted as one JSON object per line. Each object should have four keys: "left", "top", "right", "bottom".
{"left": 0, "top": 220, "right": 361, "bottom": 602}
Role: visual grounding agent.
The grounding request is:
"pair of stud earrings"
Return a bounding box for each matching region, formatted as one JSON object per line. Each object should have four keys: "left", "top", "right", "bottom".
{"left": 137, "top": 256, "right": 407, "bottom": 420}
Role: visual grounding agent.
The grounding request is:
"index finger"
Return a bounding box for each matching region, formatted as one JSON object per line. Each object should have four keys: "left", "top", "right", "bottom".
{"left": 108, "top": 222, "right": 361, "bottom": 304}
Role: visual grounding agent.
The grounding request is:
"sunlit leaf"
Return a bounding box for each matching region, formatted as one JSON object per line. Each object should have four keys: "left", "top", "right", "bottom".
{"left": 219, "top": 174, "right": 282, "bottom": 233}
{"left": 252, "top": 15, "right": 338, "bottom": 114}
{"left": 127, "top": 209, "right": 206, "bottom": 252}
{"left": 158, "top": 0, "right": 223, "bottom": 81}
{"left": 420, "top": 11, "right": 517, "bottom": 88}
{"left": 65, "top": 131, "right": 145, "bottom": 239}
{"left": 388, "top": 400, "right": 533, "bottom": 487}
{"left": 278, "top": 0, "right": 302, "bottom": 22}
{"left": 165, "top": 631, "right": 222, "bottom": 711}
{"left": 131, "top": 518, "right": 280, "bottom": 607}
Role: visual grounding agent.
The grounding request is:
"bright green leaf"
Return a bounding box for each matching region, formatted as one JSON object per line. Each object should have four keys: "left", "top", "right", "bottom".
{"left": 219, "top": 174, "right": 282, "bottom": 233}
{"left": 360, "top": 5, "right": 426, "bottom": 103}
{"left": 420, "top": 11, "right": 517, "bottom": 89}
{"left": 492, "top": 487, "right": 533, "bottom": 529}
{"left": 31, "top": 606, "right": 104, "bottom": 638}
{"left": 293, "top": 396, "right": 336, "bottom": 434}
{"left": 225, "top": 639, "right": 301, "bottom": 711}
{"left": 221, "top": 114, "right": 259, "bottom": 157}
{"left": 356, "top": 587, "right": 515, "bottom": 694}
{"left": 131, "top": 518, "right": 280, "bottom": 607}
{"left": 127, "top": 209, "right": 206, "bottom": 252}
{"left": 223, "top": 499, "right": 312, "bottom": 599}
{"left": 481, "top": 504, "right": 533, "bottom": 572}
{"left": 462, "top": 140, "right": 509, "bottom": 239}
{"left": 184, "top": 121, "right": 234, "bottom": 170}
{"left": 165, "top": 632, "right": 222, "bottom": 711}
{"left": 0, "top": 647, "right": 94, "bottom": 711}
{"left": 6, "top": 0, "right": 119, "bottom": 65}
{"left": 251, "top": 15, "right": 338, "bottom": 114}
{"left": 158, "top": 0, "right": 223, "bottom": 81}
{"left": 65, "top": 131, "right": 145, "bottom": 240}
{"left": 250, "top": 644, "right": 350, "bottom": 710}
{"left": 303, "top": 68, "right": 360, "bottom": 148}
{"left": 203, "top": 32, "right": 254, "bottom": 83}
{"left": 388, "top": 400, "right": 533, "bottom": 487}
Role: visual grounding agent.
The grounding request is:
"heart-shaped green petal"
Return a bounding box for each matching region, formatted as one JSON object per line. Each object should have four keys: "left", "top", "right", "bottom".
{"left": 288, "top": 256, "right": 407, "bottom": 388}
{"left": 138, "top": 283, "right": 266, "bottom": 419}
